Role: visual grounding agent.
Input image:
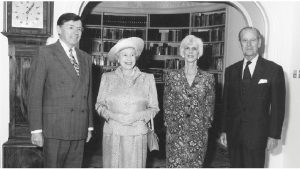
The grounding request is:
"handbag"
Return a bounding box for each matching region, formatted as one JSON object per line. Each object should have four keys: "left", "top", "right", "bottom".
{"left": 147, "top": 114, "right": 159, "bottom": 152}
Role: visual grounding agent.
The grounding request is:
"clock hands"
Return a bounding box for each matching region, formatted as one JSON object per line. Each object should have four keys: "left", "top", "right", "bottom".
{"left": 25, "top": 3, "right": 35, "bottom": 24}
{"left": 26, "top": 3, "right": 35, "bottom": 14}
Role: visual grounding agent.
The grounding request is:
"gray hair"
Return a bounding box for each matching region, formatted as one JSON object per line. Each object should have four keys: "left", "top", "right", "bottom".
{"left": 238, "top": 26, "right": 262, "bottom": 41}
{"left": 180, "top": 35, "right": 204, "bottom": 58}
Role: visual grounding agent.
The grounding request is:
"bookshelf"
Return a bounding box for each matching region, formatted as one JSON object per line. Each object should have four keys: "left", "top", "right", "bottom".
{"left": 80, "top": 9, "right": 226, "bottom": 87}
{"left": 79, "top": 7, "right": 228, "bottom": 165}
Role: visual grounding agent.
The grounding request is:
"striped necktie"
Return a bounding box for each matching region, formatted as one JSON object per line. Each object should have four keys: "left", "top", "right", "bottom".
{"left": 69, "top": 48, "right": 80, "bottom": 76}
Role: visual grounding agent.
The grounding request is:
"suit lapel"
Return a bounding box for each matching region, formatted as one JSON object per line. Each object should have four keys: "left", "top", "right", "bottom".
{"left": 252, "top": 56, "right": 265, "bottom": 83}
{"left": 53, "top": 41, "right": 78, "bottom": 81}
{"left": 236, "top": 60, "right": 244, "bottom": 108}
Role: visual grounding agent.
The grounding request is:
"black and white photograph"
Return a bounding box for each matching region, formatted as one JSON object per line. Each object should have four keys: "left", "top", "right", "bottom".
{"left": 0, "top": 1, "right": 299, "bottom": 168}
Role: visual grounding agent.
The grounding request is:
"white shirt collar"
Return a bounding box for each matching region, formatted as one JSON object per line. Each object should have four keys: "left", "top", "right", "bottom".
{"left": 59, "top": 39, "right": 78, "bottom": 63}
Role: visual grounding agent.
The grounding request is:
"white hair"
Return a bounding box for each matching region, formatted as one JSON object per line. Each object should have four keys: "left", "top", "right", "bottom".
{"left": 180, "top": 35, "right": 203, "bottom": 58}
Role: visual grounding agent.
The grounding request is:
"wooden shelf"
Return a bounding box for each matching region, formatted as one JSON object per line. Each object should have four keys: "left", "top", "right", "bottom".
{"left": 148, "top": 27, "right": 190, "bottom": 29}
{"left": 103, "top": 25, "right": 147, "bottom": 29}
{"left": 191, "top": 24, "right": 225, "bottom": 29}
{"left": 80, "top": 10, "right": 227, "bottom": 87}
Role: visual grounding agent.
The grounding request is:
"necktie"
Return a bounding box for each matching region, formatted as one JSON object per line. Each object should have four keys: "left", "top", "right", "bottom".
{"left": 243, "top": 61, "right": 252, "bottom": 80}
{"left": 69, "top": 49, "right": 80, "bottom": 76}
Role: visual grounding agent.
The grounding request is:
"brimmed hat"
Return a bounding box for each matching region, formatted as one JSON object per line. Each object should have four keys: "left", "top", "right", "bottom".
{"left": 107, "top": 37, "right": 144, "bottom": 61}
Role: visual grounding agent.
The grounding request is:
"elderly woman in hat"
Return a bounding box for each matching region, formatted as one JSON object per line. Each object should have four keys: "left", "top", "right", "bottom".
{"left": 163, "top": 35, "right": 215, "bottom": 167}
{"left": 95, "top": 37, "right": 159, "bottom": 168}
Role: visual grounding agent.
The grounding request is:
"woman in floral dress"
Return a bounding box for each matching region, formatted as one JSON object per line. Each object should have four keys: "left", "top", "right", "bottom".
{"left": 164, "top": 35, "right": 215, "bottom": 167}
{"left": 95, "top": 37, "right": 159, "bottom": 168}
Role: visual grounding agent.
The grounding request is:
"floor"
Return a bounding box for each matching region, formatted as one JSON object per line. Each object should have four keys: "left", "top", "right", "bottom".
{"left": 82, "top": 125, "right": 230, "bottom": 168}
{"left": 87, "top": 69, "right": 230, "bottom": 167}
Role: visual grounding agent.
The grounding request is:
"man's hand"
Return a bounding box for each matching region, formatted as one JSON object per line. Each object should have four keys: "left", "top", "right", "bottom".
{"left": 219, "top": 132, "right": 228, "bottom": 148}
{"left": 31, "top": 133, "right": 43, "bottom": 147}
{"left": 267, "top": 137, "right": 278, "bottom": 151}
{"left": 86, "top": 130, "right": 92, "bottom": 142}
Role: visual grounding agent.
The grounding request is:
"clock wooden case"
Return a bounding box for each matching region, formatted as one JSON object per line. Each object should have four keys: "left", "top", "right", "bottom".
{"left": 2, "top": 1, "right": 53, "bottom": 167}
{"left": 6, "top": 1, "right": 52, "bottom": 36}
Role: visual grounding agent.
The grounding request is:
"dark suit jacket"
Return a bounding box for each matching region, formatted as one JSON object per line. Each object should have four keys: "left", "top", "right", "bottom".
{"left": 221, "top": 56, "right": 285, "bottom": 149}
{"left": 28, "top": 41, "right": 93, "bottom": 140}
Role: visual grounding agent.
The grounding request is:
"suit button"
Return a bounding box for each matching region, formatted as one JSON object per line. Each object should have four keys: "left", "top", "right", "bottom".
{"left": 81, "top": 110, "right": 84, "bottom": 113}
{"left": 71, "top": 95, "right": 74, "bottom": 98}
{"left": 71, "top": 109, "right": 74, "bottom": 112}
{"left": 83, "top": 96, "right": 86, "bottom": 99}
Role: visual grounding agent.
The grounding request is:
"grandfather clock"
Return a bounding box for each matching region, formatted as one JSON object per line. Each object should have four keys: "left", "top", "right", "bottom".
{"left": 2, "top": 1, "right": 53, "bottom": 167}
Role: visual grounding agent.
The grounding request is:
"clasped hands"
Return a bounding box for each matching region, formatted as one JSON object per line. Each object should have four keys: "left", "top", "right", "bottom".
{"left": 110, "top": 113, "right": 141, "bottom": 126}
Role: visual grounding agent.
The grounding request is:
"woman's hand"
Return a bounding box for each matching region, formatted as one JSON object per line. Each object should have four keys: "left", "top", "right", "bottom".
{"left": 110, "top": 113, "right": 137, "bottom": 125}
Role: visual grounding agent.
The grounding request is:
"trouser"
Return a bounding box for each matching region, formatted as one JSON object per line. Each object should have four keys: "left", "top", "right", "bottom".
{"left": 43, "top": 138, "right": 85, "bottom": 168}
{"left": 228, "top": 142, "right": 266, "bottom": 168}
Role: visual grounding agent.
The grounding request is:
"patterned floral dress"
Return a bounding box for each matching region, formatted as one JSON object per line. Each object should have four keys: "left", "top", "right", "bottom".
{"left": 164, "top": 68, "right": 215, "bottom": 168}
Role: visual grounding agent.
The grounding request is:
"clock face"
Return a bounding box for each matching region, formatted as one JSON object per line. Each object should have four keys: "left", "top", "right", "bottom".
{"left": 12, "top": 1, "right": 43, "bottom": 28}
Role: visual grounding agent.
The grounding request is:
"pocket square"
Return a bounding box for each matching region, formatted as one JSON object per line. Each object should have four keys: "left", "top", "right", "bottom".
{"left": 258, "top": 79, "right": 268, "bottom": 84}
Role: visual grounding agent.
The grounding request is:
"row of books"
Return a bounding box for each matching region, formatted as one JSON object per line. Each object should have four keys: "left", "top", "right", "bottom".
{"left": 204, "top": 43, "right": 225, "bottom": 57}
{"left": 90, "top": 41, "right": 224, "bottom": 58}
{"left": 149, "top": 43, "right": 180, "bottom": 56}
{"left": 150, "top": 13, "right": 190, "bottom": 27}
{"left": 148, "top": 29, "right": 189, "bottom": 42}
{"left": 92, "top": 55, "right": 119, "bottom": 67}
{"left": 83, "top": 28, "right": 102, "bottom": 38}
{"left": 192, "top": 12, "right": 226, "bottom": 27}
{"left": 103, "top": 15, "right": 147, "bottom": 27}
{"left": 83, "top": 14, "right": 101, "bottom": 25}
{"left": 102, "top": 28, "right": 188, "bottom": 42}
{"left": 165, "top": 59, "right": 185, "bottom": 69}
{"left": 86, "top": 12, "right": 225, "bottom": 28}
{"left": 103, "top": 28, "right": 146, "bottom": 40}
{"left": 192, "top": 27, "right": 225, "bottom": 42}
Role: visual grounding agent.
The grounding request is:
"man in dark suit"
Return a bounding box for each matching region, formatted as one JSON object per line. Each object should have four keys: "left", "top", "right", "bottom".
{"left": 219, "top": 27, "right": 286, "bottom": 168}
{"left": 27, "top": 13, "right": 93, "bottom": 167}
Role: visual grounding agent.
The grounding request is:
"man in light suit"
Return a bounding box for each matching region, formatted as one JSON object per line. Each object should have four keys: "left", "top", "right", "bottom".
{"left": 219, "top": 27, "right": 286, "bottom": 168}
{"left": 27, "top": 13, "right": 93, "bottom": 167}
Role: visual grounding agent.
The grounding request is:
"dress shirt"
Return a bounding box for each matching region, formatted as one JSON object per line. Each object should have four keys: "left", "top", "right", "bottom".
{"left": 242, "top": 54, "right": 259, "bottom": 79}
{"left": 59, "top": 39, "right": 79, "bottom": 64}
